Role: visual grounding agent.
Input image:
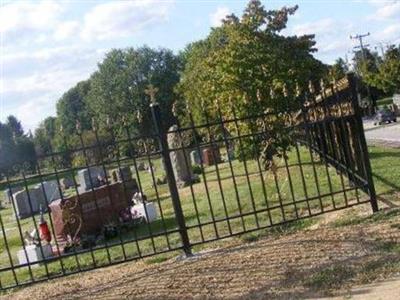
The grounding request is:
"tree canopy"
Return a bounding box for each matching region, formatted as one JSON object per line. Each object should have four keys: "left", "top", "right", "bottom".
{"left": 0, "top": 116, "right": 36, "bottom": 177}
{"left": 330, "top": 58, "right": 349, "bottom": 80}
{"left": 178, "top": 0, "right": 327, "bottom": 126}
{"left": 86, "top": 46, "right": 181, "bottom": 136}
{"left": 176, "top": 1, "right": 328, "bottom": 163}
{"left": 363, "top": 45, "right": 400, "bottom": 94}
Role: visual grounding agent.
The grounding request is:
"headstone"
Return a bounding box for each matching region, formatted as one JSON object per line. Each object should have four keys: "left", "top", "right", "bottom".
{"left": 4, "top": 186, "right": 23, "bottom": 204}
{"left": 156, "top": 175, "right": 167, "bottom": 185}
{"left": 17, "top": 244, "right": 53, "bottom": 266}
{"left": 147, "top": 165, "right": 156, "bottom": 174}
{"left": 227, "top": 142, "right": 235, "bottom": 161}
{"left": 190, "top": 150, "right": 201, "bottom": 165}
{"left": 60, "top": 178, "right": 74, "bottom": 190}
{"left": 202, "top": 146, "right": 221, "bottom": 166}
{"left": 77, "top": 166, "right": 106, "bottom": 193}
{"left": 35, "top": 181, "right": 61, "bottom": 203}
{"left": 49, "top": 182, "right": 132, "bottom": 244}
{"left": 137, "top": 162, "right": 146, "bottom": 171}
{"left": 224, "top": 129, "right": 235, "bottom": 161}
{"left": 167, "top": 125, "right": 195, "bottom": 188}
{"left": 109, "top": 166, "right": 132, "bottom": 183}
{"left": 109, "top": 167, "right": 139, "bottom": 193}
{"left": 130, "top": 202, "right": 157, "bottom": 223}
{"left": 13, "top": 188, "right": 44, "bottom": 219}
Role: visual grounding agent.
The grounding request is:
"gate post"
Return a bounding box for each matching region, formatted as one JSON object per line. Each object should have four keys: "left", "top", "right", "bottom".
{"left": 150, "top": 102, "right": 192, "bottom": 256}
{"left": 347, "top": 73, "right": 379, "bottom": 212}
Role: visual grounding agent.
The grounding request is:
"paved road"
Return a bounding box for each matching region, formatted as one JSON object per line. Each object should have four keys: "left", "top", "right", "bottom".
{"left": 363, "top": 121, "right": 400, "bottom": 147}
{"left": 322, "top": 276, "right": 400, "bottom": 300}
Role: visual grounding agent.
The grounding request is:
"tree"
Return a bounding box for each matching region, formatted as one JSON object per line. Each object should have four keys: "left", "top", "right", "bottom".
{"left": 14, "top": 135, "right": 37, "bottom": 173}
{"left": 177, "top": 0, "right": 327, "bottom": 163}
{"left": 0, "top": 121, "right": 15, "bottom": 176}
{"left": 179, "top": 1, "right": 326, "bottom": 119}
{"left": 330, "top": 58, "right": 349, "bottom": 80}
{"left": 364, "top": 45, "right": 400, "bottom": 94}
{"left": 0, "top": 116, "right": 36, "bottom": 176}
{"left": 56, "top": 80, "right": 92, "bottom": 136}
{"left": 34, "top": 116, "right": 57, "bottom": 156}
{"left": 352, "top": 48, "right": 380, "bottom": 77}
{"left": 86, "top": 47, "right": 181, "bottom": 137}
{"left": 6, "top": 115, "right": 24, "bottom": 137}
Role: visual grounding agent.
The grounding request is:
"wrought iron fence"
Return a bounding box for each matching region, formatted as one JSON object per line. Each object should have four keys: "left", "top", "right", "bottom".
{"left": 0, "top": 73, "right": 377, "bottom": 290}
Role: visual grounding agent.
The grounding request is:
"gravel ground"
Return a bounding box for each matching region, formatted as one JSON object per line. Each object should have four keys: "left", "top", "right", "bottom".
{"left": 2, "top": 204, "right": 400, "bottom": 300}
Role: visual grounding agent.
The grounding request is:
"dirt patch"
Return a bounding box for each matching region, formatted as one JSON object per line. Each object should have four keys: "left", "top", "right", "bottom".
{"left": 2, "top": 206, "right": 400, "bottom": 299}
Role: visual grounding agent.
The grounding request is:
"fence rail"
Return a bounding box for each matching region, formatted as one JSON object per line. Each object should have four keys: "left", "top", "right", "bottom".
{"left": 0, "top": 73, "right": 377, "bottom": 290}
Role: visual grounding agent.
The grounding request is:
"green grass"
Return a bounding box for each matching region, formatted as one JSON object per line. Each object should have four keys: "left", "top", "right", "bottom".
{"left": 0, "top": 145, "right": 399, "bottom": 289}
{"left": 369, "top": 146, "right": 400, "bottom": 195}
{"left": 332, "top": 208, "right": 400, "bottom": 227}
{"left": 304, "top": 265, "right": 355, "bottom": 290}
{"left": 241, "top": 218, "right": 316, "bottom": 243}
{"left": 376, "top": 97, "right": 393, "bottom": 107}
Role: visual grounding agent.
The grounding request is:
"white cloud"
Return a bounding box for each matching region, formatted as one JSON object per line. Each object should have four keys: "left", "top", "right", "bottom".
{"left": 380, "top": 23, "right": 400, "bottom": 42}
{"left": 80, "top": 0, "right": 172, "bottom": 41}
{"left": 292, "top": 19, "right": 337, "bottom": 36}
{"left": 11, "top": 94, "right": 58, "bottom": 131}
{"left": 1, "top": 0, "right": 175, "bottom": 131}
{"left": 2, "top": 68, "right": 88, "bottom": 94}
{"left": 0, "top": 1, "right": 64, "bottom": 37}
{"left": 1, "top": 46, "right": 105, "bottom": 130}
{"left": 53, "top": 21, "right": 80, "bottom": 41}
{"left": 290, "top": 18, "right": 356, "bottom": 60}
{"left": 370, "top": 0, "right": 400, "bottom": 20}
{"left": 210, "top": 6, "right": 231, "bottom": 27}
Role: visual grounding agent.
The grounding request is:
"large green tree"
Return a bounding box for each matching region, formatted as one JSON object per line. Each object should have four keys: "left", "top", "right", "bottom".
{"left": 34, "top": 116, "right": 57, "bottom": 156}
{"left": 330, "top": 58, "right": 349, "bottom": 80}
{"left": 177, "top": 0, "right": 327, "bottom": 163}
{"left": 364, "top": 45, "right": 400, "bottom": 94}
{"left": 86, "top": 46, "right": 181, "bottom": 136}
{"left": 353, "top": 48, "right": 380, "bottom": 77}
{"left": 0, "top": 121, "right": 15, "bottom": 176}
{"left": 56, "top": 80, "right": 92, "bottom": 136}
{"left": 178, "top": 0, "right": 326, "bottom": 125}
{"left": 6, "top": 115, "right": 24, "bottom": 138}
{"left": 0, "top": 116, "right": 36, "bottom": 176}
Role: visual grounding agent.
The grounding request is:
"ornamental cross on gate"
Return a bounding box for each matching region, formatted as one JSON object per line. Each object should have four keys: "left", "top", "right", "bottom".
{"left": 145, "top": 84, "right": 159, "bottom": 104}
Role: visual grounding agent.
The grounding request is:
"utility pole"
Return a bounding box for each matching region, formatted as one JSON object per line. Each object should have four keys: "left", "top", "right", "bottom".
{"left": 350, "top": 32, "right": 370, "bottom": 61}
{"left": 350, "top": 32, "right": 375, "bottom": 115}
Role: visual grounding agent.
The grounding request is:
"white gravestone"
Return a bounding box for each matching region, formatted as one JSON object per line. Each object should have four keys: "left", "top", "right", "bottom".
{"left": 130, "top": 202, "right": 157, "bottom": 223}
{"left": 17, "top": 244, "right": 53, "bottom": 266}
{"left": 190, "top": 150, "right": 201, "bottom": 165}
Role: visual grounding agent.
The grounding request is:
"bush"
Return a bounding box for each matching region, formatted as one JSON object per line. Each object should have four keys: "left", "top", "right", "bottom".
{"left": 192, "top": 165, "right": 203, "bottom": 174}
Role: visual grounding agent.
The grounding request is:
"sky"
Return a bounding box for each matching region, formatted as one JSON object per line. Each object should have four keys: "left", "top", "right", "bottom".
{"left": 1, "top": 0, "right": 399, "bottom": 132}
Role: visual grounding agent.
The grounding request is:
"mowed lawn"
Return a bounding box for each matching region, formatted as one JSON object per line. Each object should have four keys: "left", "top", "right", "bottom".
{"left": 0, "top": 144, "right": 399, "bottom": 288}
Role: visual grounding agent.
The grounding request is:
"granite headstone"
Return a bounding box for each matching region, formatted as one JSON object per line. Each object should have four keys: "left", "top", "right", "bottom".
{"left": 77, "top": 167, "right": 106, "bottom": 193}
{"left": 167, "top": 125, "right": 196, "bottom": 188}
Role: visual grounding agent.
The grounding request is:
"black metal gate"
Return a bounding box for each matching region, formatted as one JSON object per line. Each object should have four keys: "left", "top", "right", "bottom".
{"left": 0, "top": 73, "right": 377, "bottom": 290}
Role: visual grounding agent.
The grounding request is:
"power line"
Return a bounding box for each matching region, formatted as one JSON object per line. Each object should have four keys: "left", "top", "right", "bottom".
{"left": 350, "top": 32, "right": 370, "bottom": 60}
{"left": 349, "top": 32, "right": 375, "bottom": 114}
